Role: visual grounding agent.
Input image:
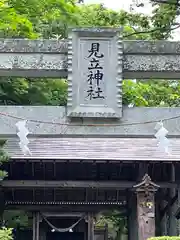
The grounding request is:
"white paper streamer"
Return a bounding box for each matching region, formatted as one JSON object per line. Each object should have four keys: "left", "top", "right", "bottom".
{"left": 15, "top": 120, "right": 31, "bottom": 156}
{"left": 154, "top": 121, "right": 170, "bottom": 154}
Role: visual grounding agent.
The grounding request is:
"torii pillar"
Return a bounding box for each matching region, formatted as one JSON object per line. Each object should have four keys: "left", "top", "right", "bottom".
{"left": 133, "top": 174, "right": 159, "bottom": 240}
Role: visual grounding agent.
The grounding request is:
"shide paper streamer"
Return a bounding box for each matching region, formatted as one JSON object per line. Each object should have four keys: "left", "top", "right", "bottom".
{"left": 15, "top": 120, "right": 32, "bottom": 156}
{"left": 154, "top": 121, "right": 170, "bottom": 154}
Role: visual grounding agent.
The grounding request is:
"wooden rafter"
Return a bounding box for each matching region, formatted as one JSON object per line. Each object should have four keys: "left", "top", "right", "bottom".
{"left": 1, "top": 180, "right": 179, "bottom": 189}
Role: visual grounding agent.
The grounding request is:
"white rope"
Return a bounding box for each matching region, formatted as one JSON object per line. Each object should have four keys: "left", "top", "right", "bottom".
{"left": 41, "top": 214, "right": 85, "bottom": 232}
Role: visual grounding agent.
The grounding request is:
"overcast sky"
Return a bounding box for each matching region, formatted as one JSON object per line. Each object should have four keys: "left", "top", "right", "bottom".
{"left": 84, "top": 0, "right": 152, "bottom": 14}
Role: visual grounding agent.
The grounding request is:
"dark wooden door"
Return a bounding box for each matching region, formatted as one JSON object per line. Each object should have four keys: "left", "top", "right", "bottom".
{"left": 13, "top": 230, "right": 32, "bottom": 240}
{"left": 46, "top": 232, "right": 84, "bottom": 240}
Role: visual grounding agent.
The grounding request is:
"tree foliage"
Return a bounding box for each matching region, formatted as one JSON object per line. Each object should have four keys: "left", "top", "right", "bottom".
{"left": 151, "top": 1, "right": 177, "bottom": 40}
{"left": 3, "top": 211, "right": 30, "bottom": 229}
{"left": 0, "top": 0, "right": 38, "bottom": 38}
{"left": 0, "top": 228, "right": 12, "bottom": 240}
{"left": 123, "top": 80, "right": 180, "bottom": 107}
{"left": 0, "top": 78, "right": 67, "bottom": 105}
{"left": 96, "top": 210, "right": 127, "bottom": 240}
{"left": 0, "top": 140, "right": 9, "bottom": 180}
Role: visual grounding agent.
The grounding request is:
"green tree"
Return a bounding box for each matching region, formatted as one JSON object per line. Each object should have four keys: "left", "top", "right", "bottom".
{"left": 3, "top": 211, "right": 30, "bottom": 229}
{"left": 0, "top": 140, "right": 9, "bottom": 180}
{"left": 0, "top": 140, "right": 9, "bottom": 227}
{"left": 0, "top": 0, "right": 38, "bottom": 38}
{"left": 4, "top": 0, "right": 78, "bottom": 39}
{"left": 151, "top": 1, "right": 177, "bottom": 40}
{"left": 96, "top": 210, "right": 127, "bottom": 240}
{"left": 0, "top": 78, "right": 67, "bottom": 105}
{"left": 123, "top": 80, "right": 180, "bottom": 107}
{"left": 0, "top": 228, "right": 13, "bottom": 240}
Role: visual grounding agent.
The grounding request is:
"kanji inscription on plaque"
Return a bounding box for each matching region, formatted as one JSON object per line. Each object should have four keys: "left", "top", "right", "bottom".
{"left": 67, "top": 28, "right": 123, "bottom": 118}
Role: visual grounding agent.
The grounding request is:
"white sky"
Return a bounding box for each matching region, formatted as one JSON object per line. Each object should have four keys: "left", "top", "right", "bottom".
{"left": 84, "top": 0, "right": 153, "bottom": 14}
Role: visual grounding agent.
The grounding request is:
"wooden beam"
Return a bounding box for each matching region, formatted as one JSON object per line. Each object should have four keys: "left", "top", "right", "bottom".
{"left": 1, "top": 106, "right": 180, "bottom": 137}
{"left": 42, "top": 212, "right": 84, "bottom": 217}
{"left": 2, "top": 180, "right": 131, "bottom": 189}
{"left": 5, "top": 204, "right": 125, "bottom": 211}
{"left": 2, "top": 180, "right": 180, "bottom": 189}
{"left": 0, "top": 40, "right": 180, "bottom": 79}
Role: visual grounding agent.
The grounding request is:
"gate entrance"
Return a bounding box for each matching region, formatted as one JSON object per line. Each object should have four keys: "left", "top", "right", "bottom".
{"left": 13, "top": 230, "right": 84, "bottom": 240}
{"left": 46, "top": 232, "right": 84, "bottom": 240}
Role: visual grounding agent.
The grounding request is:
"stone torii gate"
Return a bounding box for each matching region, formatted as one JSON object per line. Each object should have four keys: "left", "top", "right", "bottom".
{"left": 1, "top": 28, "right": 180, "bottom": 240}
{"left": 0, "top": 29, "right": 180, "bottom": 136}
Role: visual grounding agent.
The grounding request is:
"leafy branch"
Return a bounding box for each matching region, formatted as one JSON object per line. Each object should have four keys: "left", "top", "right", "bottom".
{"left": 0, "top": 140, "right": 9, "bottom": 180}
{"left": 123, "top": 23, "right": 180, "bottom": 38}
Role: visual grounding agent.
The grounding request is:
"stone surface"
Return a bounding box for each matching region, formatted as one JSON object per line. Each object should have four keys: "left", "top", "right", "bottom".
{"left": 0, "top": 39, "right": 67, "bottom": 52}
{"left": 123, "top": 41, "right": 180, "bottom": 54}
{"left": 0, "top": 53, "right": 67, "bottom": 69}
{"left": 1, "top": 106, "right": 180, "bottom": 136}
{"left": 123, "top": 41, "right": 180, "bottom": 79}
{"left": 67, "top": 28, "right": 123, "bottom": 118}
{"left": 0, "top": 53, "right": 67, "bottom": 77}
{"left": 0, "top": 39, "right": 180, "bottom": 78}
{"left": 123, "top": 55, "right": 180, "bottom": 79}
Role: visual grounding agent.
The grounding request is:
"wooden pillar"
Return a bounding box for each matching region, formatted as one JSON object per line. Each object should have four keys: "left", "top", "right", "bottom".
{"left": 33, "top": 212, "right": 40, "bottom": 240}
{"left": 133, "top": 174, "right": 159, "bottom": 240}
{"left": 39, "top": 227, "right": 46, "bottom": 240}
{"left": 155, "top": 198, "right": 161, "bottom": 236}
{"left": 177, "top": 187, "right": 180, "bottom": 235}
{"left": 169, "top": 163, "right": 177, "bottom": 236}
{"left": 39, "top": 215, "right": 45, "bottom": 240}
{"left": 33, "top": 212, "right": 36, "bottom": 240}
{"left": 160, "top": 198, "right": 168, "bottom": 236}
{"left": 127, "top": 191, "right": 138, "bottom": 240}
{"left": 85, "top": 219, "right": 87, "bottom": 240}
{"left": 0, "top": 187, "right": 5, "bottom": 226}
{"left": 87, "top": 213, "right": 94, "bottom": 240}
{"left": 104, "top": 223, "right": 108, "bottom": 240}
{"left": 137, "top": 163, "right": 148, "bottom": 181}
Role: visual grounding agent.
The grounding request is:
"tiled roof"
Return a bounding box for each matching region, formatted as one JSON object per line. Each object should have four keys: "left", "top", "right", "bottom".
{"left": 3, "top": 137, "right": 180, "bottom": 161}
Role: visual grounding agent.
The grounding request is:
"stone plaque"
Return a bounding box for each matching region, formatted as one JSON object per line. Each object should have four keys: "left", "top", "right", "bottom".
{"left": 67, "top": 28, "right": 123, "bottom": 118}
